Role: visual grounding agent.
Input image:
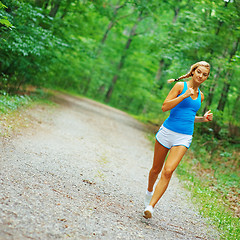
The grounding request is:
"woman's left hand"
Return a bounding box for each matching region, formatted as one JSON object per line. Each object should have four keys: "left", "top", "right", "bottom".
{"left": 204, "top": 110, "right": 213, "bottom": 122}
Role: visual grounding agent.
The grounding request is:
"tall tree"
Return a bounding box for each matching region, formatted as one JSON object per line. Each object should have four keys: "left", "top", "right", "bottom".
{"left": 49, "top": 0, "right": 61, "bottom": 18}
{"left": 105, "top": 10, "right": 144, "bottom": 102}
{"left": 217, "top": 38, "right": 239, "bottom": 112}
{"left": 83, "top": 0, "right": 130, "bottom": 93}
{"left": 154, "top": 0, "right": 192, "bottom": 90}
{"left": 203, "top": 0, "right": 231, "bottom": 113}
{"left": 100, "top": 1, "right": 127, "bottom": 45}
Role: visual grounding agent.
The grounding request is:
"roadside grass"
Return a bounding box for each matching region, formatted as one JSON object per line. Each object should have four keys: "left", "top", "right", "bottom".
{"left": 0, "top": 88, "right": 53, "bottom": 115}
{"left": 0, "top": 93, "right": 32, "bottom": 114}
{"left": 144, "top": 126, "right": 239, "bottom": 240}
{"left": 1, "top": 89, "right": 239, "bottom": 239}
{"left": 0, "top": 88, "right": 55, "bottom": 137}
{"left": 177, "top": 145, "right": 239, "bottom": 240}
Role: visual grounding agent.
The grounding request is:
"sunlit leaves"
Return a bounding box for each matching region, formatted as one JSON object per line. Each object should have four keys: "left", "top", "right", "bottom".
{"left": 0, "top": 1, "right": 13, "bottom": 28}
{"left": 0, "top": 16, "right": 12, "bottom": 27}
{"left": 0, "top": 0, "right": 239, "bottom": 129}
{"left": 0, "top": 1, "right": 68, "bottom": 91}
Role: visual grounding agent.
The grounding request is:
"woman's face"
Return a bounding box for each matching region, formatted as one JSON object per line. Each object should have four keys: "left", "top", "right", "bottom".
{"left": 192, "top": 66, "right": 210, "bottom": 84}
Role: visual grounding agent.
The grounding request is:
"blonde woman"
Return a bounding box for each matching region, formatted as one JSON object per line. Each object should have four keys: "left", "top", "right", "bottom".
{"left": 144, "top": 61, "right": 213, "bottom": 219}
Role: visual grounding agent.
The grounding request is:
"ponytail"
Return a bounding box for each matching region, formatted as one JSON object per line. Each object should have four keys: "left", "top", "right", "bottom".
{"left": 167, "top": 61, "right": 210, "bottom": 84}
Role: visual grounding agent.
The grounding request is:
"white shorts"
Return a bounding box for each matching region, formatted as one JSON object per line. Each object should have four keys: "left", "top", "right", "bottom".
{"left": 156, "top": 125, "right": 192, "bottom": 149}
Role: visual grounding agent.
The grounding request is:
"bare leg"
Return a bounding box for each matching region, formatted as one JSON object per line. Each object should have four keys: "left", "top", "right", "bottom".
{"left": 149, "top": 145, "right": 188, "bottom": 207}
{"left": 147, "top": 140, "right": 169, "bottom": 192}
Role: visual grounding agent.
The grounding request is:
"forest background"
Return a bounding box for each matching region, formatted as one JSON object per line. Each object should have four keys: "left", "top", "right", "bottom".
{"left": 0, "top": 0, "right": 239, "bottom": 239}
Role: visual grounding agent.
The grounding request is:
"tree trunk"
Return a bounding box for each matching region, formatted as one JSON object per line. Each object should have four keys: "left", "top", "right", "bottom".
{"left": 232, "top": 94, "right": 240, "bottom": 118}
{"left": 217, "top": 38, "right": 239, "bottom": 112}
{"left": 83, "top": 76, "right": 91, "bottom": 94}
{"left": 35, "top": 0, "right": 45, "bottom": 8}
{"left": 212, "top": 38, "right": 239, "bottom": 137}
{"left": 101, "top": 0, "right": 127, "bottom": 44}
{"left": 171, "top": 0, "right": 191, "bottom": 23}
{"left": 203, "top": 67, "right": 221, "bottom": 113}
{"left": 86, "top": 1, "right": 127, "bottom": 94}
{"left": 101, "top": 21, "right": 115, "bottom": 45}
{"left": 44, "top": 0, "right": 50, "bottom": 9}
{"left": 49, "top": 0, "right": 61, "bottom": 18}
{"left": 60, "top": 0, "right": 72, "bottom": 19}
{"left": 172, "top": 7, "right": 180, "bottom": 23}
{"left": 155, "top": 59, "right": 165, "bottom": 89}
{"left": 229, "top": 94, "right": 240, "bottom": 139}
{"left": 202, "top": 1, "right": 231, "bottom": 113}
{"left": 217, "top": 76, "right": 231, "bottom": 112}
{"left": 96, "top": 0, "right": 127, "bottom": 56}
{"left": 105, "top": 12, "right": 143, "bottom": 102}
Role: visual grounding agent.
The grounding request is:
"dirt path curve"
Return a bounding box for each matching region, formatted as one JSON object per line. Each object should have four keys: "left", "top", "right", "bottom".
{"left": 0, "top": 93, "right": 219, "bottom": 240}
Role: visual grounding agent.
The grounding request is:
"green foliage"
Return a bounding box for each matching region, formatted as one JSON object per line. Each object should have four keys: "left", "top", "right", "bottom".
{"left": 0, "top": 16, "right": 12, "bottom": 28}
{"left": 1, "top": 1, "right": 239, "bottom": 237}
{"left": 2, "top": 1, "right": 239, "bottom": 139}
{"left": 1, "top": 0, "right": 238, "bottom": 141}
{"left": 0, "top": 92, "right": 31, "bottom": 114}
{"left": 0, "top": 0, "right": 67, "bottom": 93}
{"left": 177, "top": 147, "right": 240, "bottom": 240}
{"left": 0, "top": 89, "right": 53, "bottom": 114}
{"left": 143, "top": 125, "right": 239, "bottom": 239}
{"left": 0, "top": 1, "right": 12, "bottom": 28}
{"left": 175, "top": 124, "right": 240, "bottom": 239}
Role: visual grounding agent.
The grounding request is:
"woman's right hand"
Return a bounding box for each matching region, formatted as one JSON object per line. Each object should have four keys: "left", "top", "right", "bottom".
{"left": 162, "top": 82, "right": 194, "bottom": 112}
{"left": 184, "top": 87, "right": 194, "bottom": 98}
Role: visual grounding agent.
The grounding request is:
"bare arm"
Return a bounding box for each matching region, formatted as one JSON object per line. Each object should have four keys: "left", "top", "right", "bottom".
{"left": 195, "top": 110, "right": 213, "bottom": 123}
{"left": 194, "top": 93, "right": 213, "bottom": 123}
{"left": 162, "top": 82, "right": 195, "bottom": 112}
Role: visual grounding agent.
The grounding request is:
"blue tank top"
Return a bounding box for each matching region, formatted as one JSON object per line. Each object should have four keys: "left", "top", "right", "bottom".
{"left": 163, "top": 82, "right": 201, "bottom": 135}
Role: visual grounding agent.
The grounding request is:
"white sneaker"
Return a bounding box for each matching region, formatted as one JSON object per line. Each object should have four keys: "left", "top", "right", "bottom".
{"left": 143, "top": 205, "right": 154, "bottom": 219}
{"left": 144, "top": 191, "right": 153, "bottom": 208}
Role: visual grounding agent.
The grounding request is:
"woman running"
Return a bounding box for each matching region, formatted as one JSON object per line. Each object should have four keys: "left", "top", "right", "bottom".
{"left": 144, "top": 61, "right": 213, "bottom": 219}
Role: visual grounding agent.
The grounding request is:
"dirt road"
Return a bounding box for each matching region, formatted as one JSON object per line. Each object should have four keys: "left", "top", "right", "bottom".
{"left": 0, "top": 93, "right": 219, "bottom": 239}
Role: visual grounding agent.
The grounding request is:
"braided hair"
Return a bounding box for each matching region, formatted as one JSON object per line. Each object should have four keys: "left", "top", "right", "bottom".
{"left": 167, "top": 61, "right": 210, "bottom": 83}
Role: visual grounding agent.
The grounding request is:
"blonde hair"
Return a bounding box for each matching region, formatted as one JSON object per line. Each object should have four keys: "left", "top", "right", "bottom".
{"left": 167, "top": 61, "right": 210, "bottom": 83}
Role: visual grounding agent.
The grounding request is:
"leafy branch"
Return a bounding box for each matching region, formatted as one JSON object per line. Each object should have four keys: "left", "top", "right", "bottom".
{"left": 0, "top": 1, "right": 13, "bottom": 29}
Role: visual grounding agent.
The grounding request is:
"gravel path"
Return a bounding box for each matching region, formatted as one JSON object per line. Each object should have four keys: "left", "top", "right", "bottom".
{"left": 0, "top": 93, "right": 219, "bottom": 240}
